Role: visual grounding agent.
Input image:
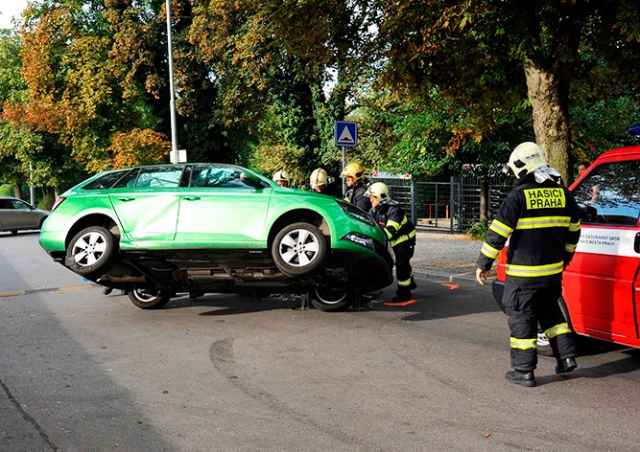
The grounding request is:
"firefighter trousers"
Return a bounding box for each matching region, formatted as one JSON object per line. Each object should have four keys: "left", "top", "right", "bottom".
{"left": 393, "top": 241, "right": 415, "bottom": 296}
{"left": 502, "top": 281, "right": 577, "bottom": 371}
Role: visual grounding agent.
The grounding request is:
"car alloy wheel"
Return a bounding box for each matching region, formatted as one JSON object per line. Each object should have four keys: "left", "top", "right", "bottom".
{"left": 128, "top": 286, "right": 172, "bottom": 310}
{"left": 272, "top": 222, "right": 327, "bottom": 277}
{"left": 309, "top": 284, "right": 352, "bottom": 312}
{"left": 66, "top": 226, "right": 118, "bottom": 279}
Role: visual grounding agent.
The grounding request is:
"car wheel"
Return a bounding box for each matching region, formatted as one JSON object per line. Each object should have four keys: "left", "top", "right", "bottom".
{"left": 272, "top": 222, "right": 327, "bottom": 277}
{"left": 309, "top": 284, "right": 353, "bottom": 312}
{"left": 128, "top": 286, "right": 172, "bottom": 310}
{"left": 66, "top": 226, "right": 118, "bottom": 279}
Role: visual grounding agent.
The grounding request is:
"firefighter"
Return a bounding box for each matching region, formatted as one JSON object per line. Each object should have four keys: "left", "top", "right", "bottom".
{"left": 272, "top": 170, "right": 290, "bottom": 187}
{"left": 309, "top": 168, "right": 340, "bottom": 197}
{"left": 366, "top": 182, "right": 417, "bottom": 302}
{"left": 475, "top": 142, "right": 581, "bottom": 387}
{"left": 341, "top": 162, "right": 371, "bottom": 211}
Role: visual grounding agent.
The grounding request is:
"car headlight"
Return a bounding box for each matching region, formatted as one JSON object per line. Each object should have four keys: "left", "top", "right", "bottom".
{"left": 336, "top": 200, "right": 376, "bottom": 227}
{"left": 342, "top": 232, "right": 375, "bottom": 250}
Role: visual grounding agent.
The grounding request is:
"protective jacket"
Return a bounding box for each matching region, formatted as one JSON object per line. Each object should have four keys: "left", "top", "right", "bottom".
{"left": 369, "top": 201, "right": 416, "bottom": 248}
{"left": 344, "top": 179, "right": 372, "bottom": 211}
{"left": 476, "top": 175, "right": 581, "bottom": 289}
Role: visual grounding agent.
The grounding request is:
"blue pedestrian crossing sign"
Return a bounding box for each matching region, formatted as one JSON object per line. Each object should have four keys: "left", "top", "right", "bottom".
{"left": 334, "top": 121, "right": 357, "bottom": 147}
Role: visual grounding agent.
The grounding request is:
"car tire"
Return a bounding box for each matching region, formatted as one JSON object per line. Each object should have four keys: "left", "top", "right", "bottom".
{"left": 309, "top": 284, "right": 353, "bottom": 312}
{"left": 66, "top": 226, "right": 118, "bottom": 279}
{"left": 128, "top": 286, "right": 172, "bottom": 310}
{"left": 272, "top": 222, "right": 327, "bottom": 277}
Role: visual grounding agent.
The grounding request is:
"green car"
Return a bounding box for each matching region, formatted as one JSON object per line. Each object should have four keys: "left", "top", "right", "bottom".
{"left": 40, "top": 164, "right": 393, "bottom": 311}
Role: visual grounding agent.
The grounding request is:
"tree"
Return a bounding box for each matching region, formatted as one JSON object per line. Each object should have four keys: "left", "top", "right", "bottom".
{"left": 376, "top": 0, "right": 640, "bottom": 182}
{"left": 187, "top": 0, "right": 379, "bottom": 177}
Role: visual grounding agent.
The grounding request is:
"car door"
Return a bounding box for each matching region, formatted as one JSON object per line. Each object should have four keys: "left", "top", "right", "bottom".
{"left": 564, "top": 158, "right": 640, "bottom": 340}
{"left": 0, "top": 199, "right": 17, "bottom": 230}
{"left": 0, "top": 198, "right": 36, "bottom": 229}
{"left": 108, "top": 165, "right": 184, "bottom": 243}
{"left": 174, "top": 164, "right": 272, "bottom": 247}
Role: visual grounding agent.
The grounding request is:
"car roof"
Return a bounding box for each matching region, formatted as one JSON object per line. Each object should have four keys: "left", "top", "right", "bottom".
{"left": 593, "top": 145, "right": 640, "bottom": 164}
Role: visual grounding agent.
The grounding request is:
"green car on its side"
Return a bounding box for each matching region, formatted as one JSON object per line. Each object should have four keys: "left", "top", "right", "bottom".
{"left": 40, "top": 163, "right": 394, "bottom": 311}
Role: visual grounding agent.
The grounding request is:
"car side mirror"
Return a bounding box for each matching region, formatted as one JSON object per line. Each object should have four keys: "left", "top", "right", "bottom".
{"left": 577, "top": 202, "right": 597, "bottom": 223}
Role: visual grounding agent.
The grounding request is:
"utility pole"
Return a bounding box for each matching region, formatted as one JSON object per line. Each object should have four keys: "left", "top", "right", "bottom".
{"left": 166, "top": 0, "right": 186, "bottom": 163}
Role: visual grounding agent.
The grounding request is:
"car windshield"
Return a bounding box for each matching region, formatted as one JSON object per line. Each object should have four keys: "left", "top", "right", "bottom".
{"left": 573, "top": 160, "right": 640, "bottom": 226}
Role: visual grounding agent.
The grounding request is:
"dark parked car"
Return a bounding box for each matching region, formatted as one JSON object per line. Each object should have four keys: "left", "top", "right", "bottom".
{"left": 40, "top": 164, "right": 394, "bottom": 311}
{"left": 0, "top": 196, "right": 49, "bottom": 234}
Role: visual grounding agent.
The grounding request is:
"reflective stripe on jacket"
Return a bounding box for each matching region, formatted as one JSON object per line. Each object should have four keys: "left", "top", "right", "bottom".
{"left": 369, "top": 202, "right": 416, "bottom": 248}
{"left": 476, "top": 176, "right": 581, "bottom": 288}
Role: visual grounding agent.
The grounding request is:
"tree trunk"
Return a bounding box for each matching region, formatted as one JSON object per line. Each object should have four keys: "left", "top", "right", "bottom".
{"left": 479, "top": 180, "right": 488, "bottom": 221}
{"left": 13, "top": 182, "right": 22, "bottom": 200}
{"left": 523, "top": 59, "right": 571, "bottom": 183}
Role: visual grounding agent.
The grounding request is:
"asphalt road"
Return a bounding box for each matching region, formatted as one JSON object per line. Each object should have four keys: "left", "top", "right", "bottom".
{"left": 1, "top": 231, "right": 640, "bottom": 451}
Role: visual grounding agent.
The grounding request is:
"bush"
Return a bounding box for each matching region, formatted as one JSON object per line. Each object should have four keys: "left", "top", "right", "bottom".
{"left": 0, "top": 184, "right": 13, "bottom": 196}
{"left": 37, "top": 193, "right": 55, "bottom": 211}
{"left": 466, "top": 219, "right": 490, "bottom": 241}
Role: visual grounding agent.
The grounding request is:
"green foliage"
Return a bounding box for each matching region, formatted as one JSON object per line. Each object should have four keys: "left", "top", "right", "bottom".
{"left": 0, "top": 185, "right": 13, "bottom": 196}
{"left": 466, "top": 219, "right": 490, "bottom": 241}
{"left": 37, "top": 192, "right": 55, "bottom": 211}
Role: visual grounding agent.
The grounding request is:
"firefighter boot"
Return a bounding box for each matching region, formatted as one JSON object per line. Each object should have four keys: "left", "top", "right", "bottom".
{"left": 505, "top": 370, "right": 536, "bottom": 387}
{"left": 392, "top": 288, "right": 412, "bottom": 303}
{"left": 555, "top": 357, "right": 577, "bottom": 374}
{"left": 408, "top": 277, "right": 417, "bottom": 291}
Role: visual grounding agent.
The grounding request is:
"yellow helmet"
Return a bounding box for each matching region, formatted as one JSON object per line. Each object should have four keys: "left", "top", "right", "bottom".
{"left": 310, "top": 168, "right": 328, "bottom": 188}
{"left": 506, "top": 142, "right": 547, "bottom": 179}
{"left": 272, "top": 170, "right": 290, "bottom": 184}
{"left": 340, "top": 162, "right": 365, "bottom": 182}
{"left": 365, "top": 182, "right": 390, "bottom": 203}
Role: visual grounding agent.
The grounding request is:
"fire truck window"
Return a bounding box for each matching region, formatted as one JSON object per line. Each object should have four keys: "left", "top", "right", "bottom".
{"left": 572, "top": 160, "right": 640, "bottom": 226}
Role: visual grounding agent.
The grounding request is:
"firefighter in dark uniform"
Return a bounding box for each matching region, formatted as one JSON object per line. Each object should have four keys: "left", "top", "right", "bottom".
{"left": 366, "top": 182, "right": 417, "bottom": 302}
{"left": 341, "top": 162, "right": 372, "bottom": 211}
{"left": 475, "top": 142, "right": 581, "bottom": 387}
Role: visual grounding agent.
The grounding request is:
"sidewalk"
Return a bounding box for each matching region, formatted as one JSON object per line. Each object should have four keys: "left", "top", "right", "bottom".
{"left": 411, "top": 230, "right": 481, "bottom": 282}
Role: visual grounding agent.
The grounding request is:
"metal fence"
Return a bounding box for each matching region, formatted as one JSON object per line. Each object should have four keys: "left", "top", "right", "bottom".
{"left": 372, "top": 175, "right": 512, "bottom": 233}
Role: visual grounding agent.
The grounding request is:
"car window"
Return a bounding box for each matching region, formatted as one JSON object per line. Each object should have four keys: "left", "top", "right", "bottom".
{"left": 135, "top": 166, "right": 183, "bottom": 188}
{"left": 113, "top": 166, "right": 184, "bottom": 189}
{"left": 0, "top": 199, "right": 13, "bottom": 209}
{"left": 572, "top": 160, "right": 640, "bottom": 226}
{"left": 10, "top": 200, "right": 31, "bottom": 210}
{"left": 189, "top": 165, "right": 253, "bottom": 189}
{"left": 84, "top": 170, "right": 134, "bottom": 190}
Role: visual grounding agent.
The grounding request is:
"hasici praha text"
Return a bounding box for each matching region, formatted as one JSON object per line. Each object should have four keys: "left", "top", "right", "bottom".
{"left": 523, "top": 188, "right": 566, "bottom": 209}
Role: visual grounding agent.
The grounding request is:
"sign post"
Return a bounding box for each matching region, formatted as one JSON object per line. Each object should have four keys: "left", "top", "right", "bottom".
{"left": 334, "top": 121, "right": 358, "bottom": 196}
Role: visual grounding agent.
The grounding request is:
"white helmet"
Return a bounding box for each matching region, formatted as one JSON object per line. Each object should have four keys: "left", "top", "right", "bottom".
{"left": 310, "top": 168, "right": 328, "bottom": 188}
{"left": 365, "top": 182, "right": 390, "bottom": 203}
{"left": 506, "top": 142, "right": 548, "bottom": 178}
{"left": 272, "top": 170, "right": 290, "bottom": 184}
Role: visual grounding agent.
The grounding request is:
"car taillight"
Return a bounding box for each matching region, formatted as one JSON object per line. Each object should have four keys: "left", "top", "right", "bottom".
{"left": 51, "top": 197, "right": 66, "bottom": 212}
